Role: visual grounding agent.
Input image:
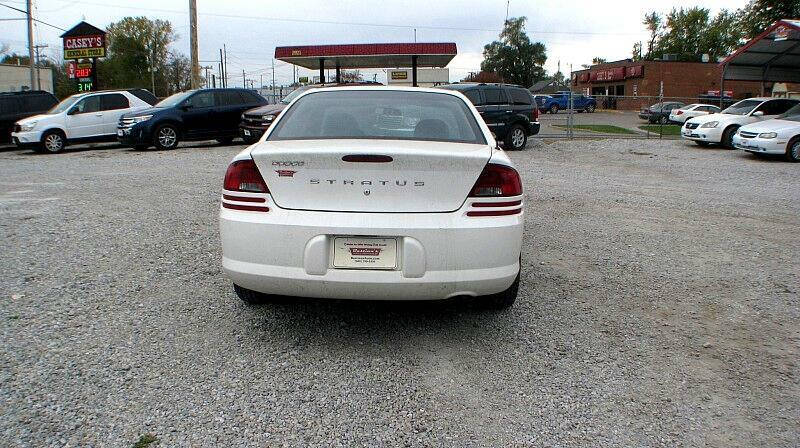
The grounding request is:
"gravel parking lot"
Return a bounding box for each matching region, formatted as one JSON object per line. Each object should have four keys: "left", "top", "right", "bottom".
{"left": 1, "top": 139, "right": 798, "bottom": 447}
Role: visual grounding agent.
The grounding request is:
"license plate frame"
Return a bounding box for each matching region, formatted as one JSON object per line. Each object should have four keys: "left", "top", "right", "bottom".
{"left": 332, "top": 237, "right": 398, "bottom": 270}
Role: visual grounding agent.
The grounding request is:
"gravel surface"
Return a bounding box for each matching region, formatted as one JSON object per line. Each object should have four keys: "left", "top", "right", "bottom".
{"left": 1, "top": 139, "right": 798, "bottom": 447}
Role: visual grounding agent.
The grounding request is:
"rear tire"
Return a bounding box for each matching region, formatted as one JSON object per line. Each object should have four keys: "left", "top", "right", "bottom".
{"left": 482, "top": 272, "right": 520, "bottom": 310}
{"left": 586, "top": 104, "right": 596, "bottom": 113}
{"left": 549, "top": 104, "right": 559, "bottom": 114}
{"left": 787, "top": 137, "right": 800, "bottom": 162}
{"left": 721, "top": 126, "right": 739, "bottom": 149}
{"left": 504, "top": 124, "right": 527, "bottom": 151}
{"left": 658, "top": 115, "right": 669, "bottom": 125}
{"left": 233, "top": 284, "right": 271, "bottom": 305}
{"left": 153, "top": 124, "right": 179, "bottom": 150}
{"left": 40, "top": 130, "right": 66, "bottom": 153}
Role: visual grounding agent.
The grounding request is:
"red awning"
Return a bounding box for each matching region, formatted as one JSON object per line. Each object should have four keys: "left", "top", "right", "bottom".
{"left": 274, "top": 42, "right": 457, "bottom": 69}
{"left": 720, "top": 19, "right": 800, "bottom": 82}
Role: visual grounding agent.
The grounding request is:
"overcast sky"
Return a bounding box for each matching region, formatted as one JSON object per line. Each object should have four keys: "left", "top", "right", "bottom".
{"left": 1, "top": 0, "right": 749, "bottom": 86}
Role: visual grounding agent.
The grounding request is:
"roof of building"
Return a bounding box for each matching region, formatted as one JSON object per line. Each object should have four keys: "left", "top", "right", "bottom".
{"left": 720, "top": 19, "right": 800, "bottom": 83}
{"left": 275, "top": 43, "right": 457, "bottom": 70}
{"left": 60, "top": 21, "right": 106, "bottom": 38}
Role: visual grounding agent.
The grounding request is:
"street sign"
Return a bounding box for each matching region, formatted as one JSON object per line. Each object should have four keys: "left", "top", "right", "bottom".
{"left": 60, "top": 21, "right": 105, "bottom": 91}
{"left": 298, "top": 76, "right": 309, "bottom": 83}
{"left": 63, "top": 34, "right": 105, "bottom": 60}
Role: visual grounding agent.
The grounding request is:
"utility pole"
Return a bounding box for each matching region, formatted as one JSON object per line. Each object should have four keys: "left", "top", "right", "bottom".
{"left": 189, "top": 0, "right": 200, "bottom": 89}
{"left": 33, "top": 44, "right": 48, "bottom": 91}
{"left": 293, "top": 65, "right": 296, "bottom": 85}
{"left": 219, "top": 49, "right": 224, "bottom": 88}
{"left": 242, "top": 69, "right": 246, "bottom": 88}
{"left": 26, "top": 0, "right": 36, "bottom": 90}
{"left": 203, "top": 65, "right": 211, "bottom": 87}
{"left": 260, "top": 74, "right": 263, "bottom": 90}
{"left": 271, "top": 58, "right": 275, "bottom": 94}
{"left": 150, "top": 48, "right": 156, "bottom": 96}
{"left": 223, "top": 44, "right": 228, "bottom": 88}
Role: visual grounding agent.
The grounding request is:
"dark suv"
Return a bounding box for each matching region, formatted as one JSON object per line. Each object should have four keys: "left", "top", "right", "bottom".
{"left": 639, "top": 101, "right": 685, "bottom": 124}
{"left": 118, "top": 88, "right": 267, "bottom": 150}
{"left": 0, "top": 90, "right": 58, "bottom": 144}
{"left": 437, "top": 83, "right": 539, "bottom": 150}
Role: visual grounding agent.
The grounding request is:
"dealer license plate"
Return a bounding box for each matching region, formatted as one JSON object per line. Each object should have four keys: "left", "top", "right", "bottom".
{"left": 243, "top": 129, "right": 251, "bottom": 136}
{"left": 332, "top": 237, "right": 397, "bottom": 270}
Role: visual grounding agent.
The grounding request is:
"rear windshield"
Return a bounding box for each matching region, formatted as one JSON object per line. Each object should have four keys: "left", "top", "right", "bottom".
{"left": 267, "top": 90, "right": 486, "bottom": 144}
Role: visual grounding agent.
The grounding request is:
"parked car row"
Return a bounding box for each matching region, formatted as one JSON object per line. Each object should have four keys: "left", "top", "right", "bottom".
{"left": 10, "top": 81, "right": 541, "bottom": 153}
{"left": 681, "top": 97, "right": 800, "bottom": 162}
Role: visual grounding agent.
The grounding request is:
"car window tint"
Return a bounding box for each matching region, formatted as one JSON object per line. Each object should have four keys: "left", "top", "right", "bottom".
{"left": 483, "top": 88, "right": 506, "bottom": 105}
{"left": 269, "top": 90, "right": 486, "bottom": 145}
{"left": 462, "top": 89, "right": 482, "bottom": 106}
{"left": 101, "top": 93, "right": 129, "bottom": 111}
{"left": 74, "top": 95, "right": 101, "bottom": 114}
{"left": 508, "top": 88, "right": 532, "bottom": 105}
{"left": 242, "top": 90, "right": 263, "bottom": 103}
{"left": 773, "top": 100, "right": 798, "bottom": 115}
{"left": 186, "top": 91, "right": 215, "bottom": 108}
{"left": 216, "top": 90, "right": 243, "bottom": 106}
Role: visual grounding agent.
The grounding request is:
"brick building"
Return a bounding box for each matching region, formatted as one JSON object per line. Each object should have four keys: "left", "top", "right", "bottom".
{"left": 571, "top": 59, "right": 765, "bottom": 110}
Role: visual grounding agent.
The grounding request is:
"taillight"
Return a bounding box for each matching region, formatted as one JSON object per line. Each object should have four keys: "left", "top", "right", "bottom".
{"left": 531, "top": 106, "right": 539, "bottom": 121}
{"left": 223, "top": 159, "right": 269, "bottom": 193}
{"left": 676, "top": 110, "right": 683, "bottom": 115}
{"left": 469, "top": 163, "right": 522, "bottom": 197}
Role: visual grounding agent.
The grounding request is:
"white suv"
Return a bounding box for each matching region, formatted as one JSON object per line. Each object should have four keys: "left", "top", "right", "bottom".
{"left": 681, "top": 97, "right": 799, "bottom": 148}
{"left": 12, "top": 89, "right": 156, "bottom": 153}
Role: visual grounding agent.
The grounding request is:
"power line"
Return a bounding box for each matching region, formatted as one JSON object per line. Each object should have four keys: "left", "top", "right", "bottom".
{"left": 0, "top": 2, "right": 66, "bottom": 31}
{"left": 45, "top": 0, "right": 640, "bottom": 36}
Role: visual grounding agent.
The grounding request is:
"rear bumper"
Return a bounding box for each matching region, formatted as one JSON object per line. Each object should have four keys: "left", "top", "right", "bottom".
{"left": 528, "top": 121, "right": 540, "bottom": 136}
{"left": 220, "top": 193, "right": 524, "bottom": 300}
{"left": 732, "top": 134, "right": 785, "bottom": 154}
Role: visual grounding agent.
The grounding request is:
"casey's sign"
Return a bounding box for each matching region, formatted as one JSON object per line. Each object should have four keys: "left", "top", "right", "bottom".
{"left": 63, "top": 35, "right": 106, "bottom": 59}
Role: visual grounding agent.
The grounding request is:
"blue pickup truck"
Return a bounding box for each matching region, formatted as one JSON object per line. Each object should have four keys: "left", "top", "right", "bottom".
{"left": 542, "top": 91, "right": 597, "bottom": 114}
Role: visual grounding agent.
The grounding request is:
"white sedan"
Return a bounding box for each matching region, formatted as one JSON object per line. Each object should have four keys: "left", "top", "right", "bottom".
{"left": 219, "top": 87, "right": 524, "bottom": 308}
{"left": 668, "top": 103, "right": 720, "bottom": 124}
{"left": 732, "top": 104, "right": 800, "bottom": 162}
{"left": 681, "top": 97, "right": 799, "bottom": 148}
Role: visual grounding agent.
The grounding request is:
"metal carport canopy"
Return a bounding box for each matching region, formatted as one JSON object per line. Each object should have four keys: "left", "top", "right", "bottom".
{"left": 274, "top": 42, "right": 457, "bottom": 86}
{"left": 720, "top": 19, "right": 800, "bottom": 82}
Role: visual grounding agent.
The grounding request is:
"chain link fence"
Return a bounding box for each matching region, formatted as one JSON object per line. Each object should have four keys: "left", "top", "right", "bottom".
{"left": 535, "top": 92, "right": 731, "bottom": 140}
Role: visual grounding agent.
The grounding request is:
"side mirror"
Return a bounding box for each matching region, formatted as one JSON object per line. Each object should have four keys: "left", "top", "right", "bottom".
{"left": 752, "top": 111, "right": 764, "bottom": 117}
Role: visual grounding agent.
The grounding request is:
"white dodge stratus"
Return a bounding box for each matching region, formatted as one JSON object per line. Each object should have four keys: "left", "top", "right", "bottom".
{"left": 219, "top": 87, "right": 525, "bottom": 308}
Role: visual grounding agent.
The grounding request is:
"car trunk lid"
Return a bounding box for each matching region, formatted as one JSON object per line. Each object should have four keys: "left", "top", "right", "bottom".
{"left": 250, "top": 139, "right": 491, "bottom": 213}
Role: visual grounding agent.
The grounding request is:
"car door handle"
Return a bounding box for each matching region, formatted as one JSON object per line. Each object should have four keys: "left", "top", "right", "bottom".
{"left": 95, "top": 113, "right": 103, "bottom": 116}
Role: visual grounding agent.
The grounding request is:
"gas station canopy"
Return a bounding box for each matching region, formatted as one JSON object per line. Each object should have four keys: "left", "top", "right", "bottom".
{"left": 720, "top": 19, "right": 800, "bottom": 83}
{"left": 274, "top": 42, "right": 457, "bottom": 86}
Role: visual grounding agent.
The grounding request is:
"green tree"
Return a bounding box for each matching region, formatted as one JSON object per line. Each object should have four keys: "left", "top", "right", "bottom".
{"left": 642, "top": 8, "right": 744, "bottom": 62}
{"left": 631, "top": 42, "right": 643, "bottom": 61}
{"left": 738, "top": 0, "right": 800, "bottom": 38}
{"left": 592, "top": 57, "right": 607, "bottom": 64}
{"left": 480, "top": 17, "right": 547, "bottom": 87}
{"left": 164, "top": 51, "right": 191, "bottom": 95}
{"left": 1, "top": 53, "right": 31, "bottom": 65}
{"left": 643, "top": 12, "right": 662, "bottom": 59}
{"left": 101, "top": 16, "right": 177, "bottom": 95}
